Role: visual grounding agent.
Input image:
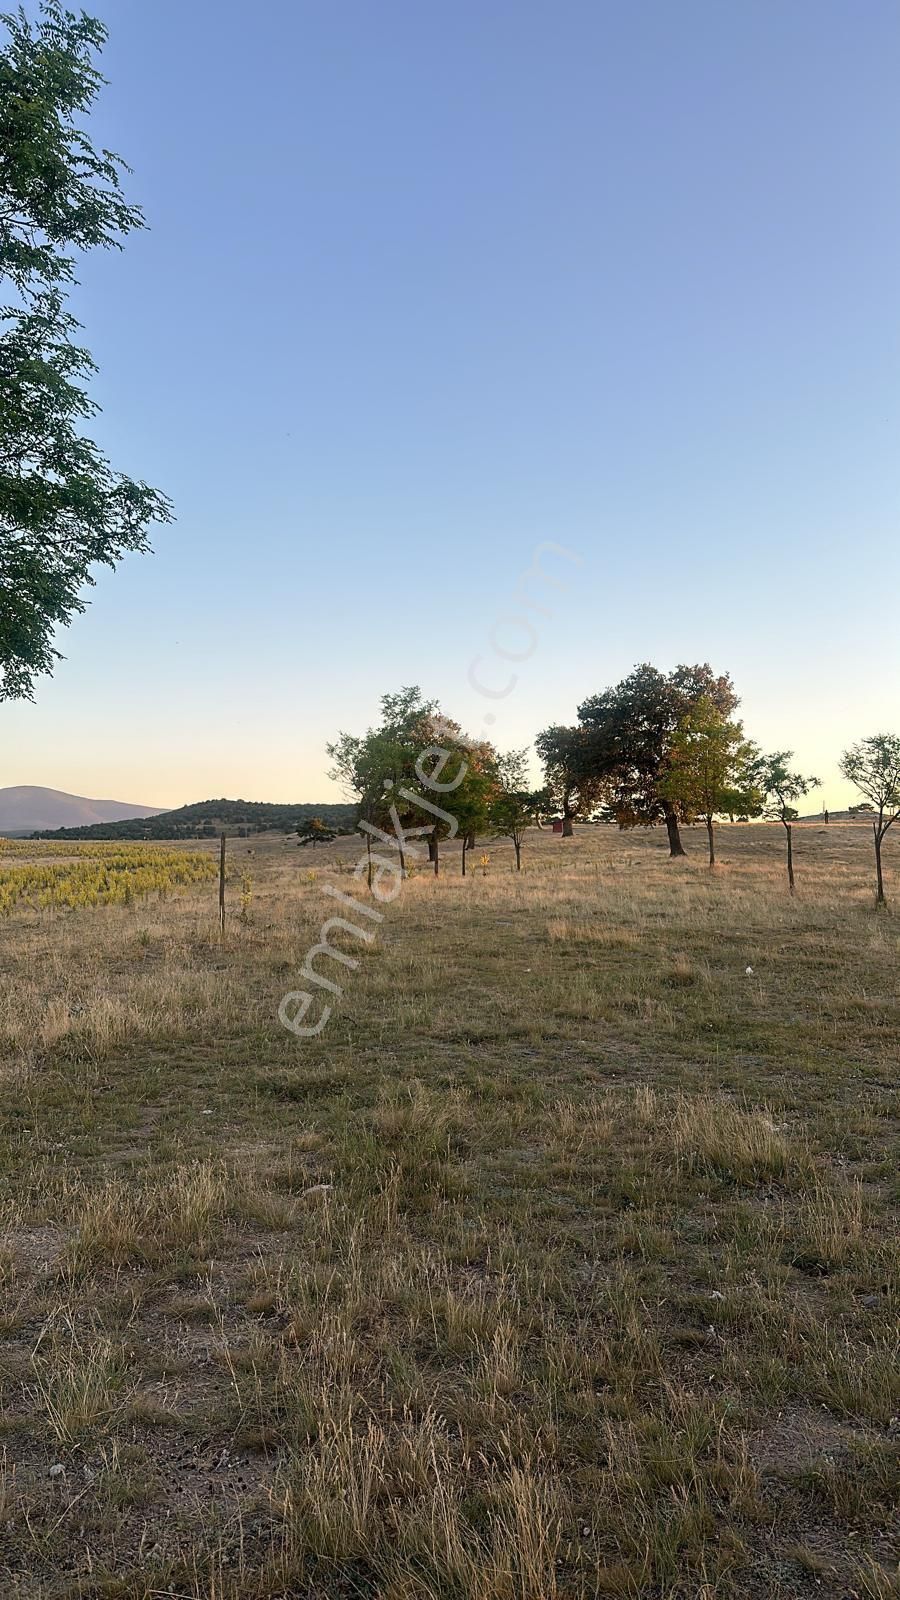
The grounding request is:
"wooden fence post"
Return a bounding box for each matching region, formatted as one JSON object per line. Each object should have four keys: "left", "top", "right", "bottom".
{"left": 219, "top": 832, "right": 226, "bottom": 932}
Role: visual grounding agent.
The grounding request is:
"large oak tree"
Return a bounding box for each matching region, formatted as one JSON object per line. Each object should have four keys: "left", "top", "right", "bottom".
{"left": 575, "top": 663, "right": 738, "bottom": 857}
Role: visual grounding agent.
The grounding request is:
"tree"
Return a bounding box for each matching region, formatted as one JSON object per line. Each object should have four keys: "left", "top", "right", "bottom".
{"left": 425, "top": 724, "right": 498, "bottom": 877}
{"left": 297, "top": 818, "right": 335, "bottom": 847}
{"left": 840, "top": 735, "right": 900, "bottom": 907}
{"left": 0, "top": 2, "right": 171, "bottom": 701}
{"left": 488, "top": 750, "right": 545, "bottom": 871}
{"left": 327, "top": 687, "right": 439, "bottom": 875}
{"left": 659, "top": 697, "right": 761, "bottom": 867}
{"left": 327, "top": 687, "right": 494, "bottom": 879}
{"left": 576, "top": 663, "right": 739, "bottom": 857}
{"left": 451, "top": 765, "right": 496, "bottom": 876}
{"left": 535, "top": 724, "right": 604, "bottom": 836}
{"left": 755, "top": 753, "right": 819, "bottom": 894}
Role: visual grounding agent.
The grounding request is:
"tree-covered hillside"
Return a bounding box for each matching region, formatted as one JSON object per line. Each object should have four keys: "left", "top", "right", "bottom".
{"left": 32, "top": 798, "right": 357, "bottom": 841}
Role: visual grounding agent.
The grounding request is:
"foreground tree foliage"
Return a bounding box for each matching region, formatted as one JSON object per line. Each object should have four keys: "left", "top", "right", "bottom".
{"left": 840, "top": 734, "right": 900, "bottom": 907}
{"left": 0, "top": 1, "right": 171, "bottom": 700}
{"left": 575, "top": 663, "right": 739, "bottom": 857}
{"left": 659, "top": 696, "right": 761, "bottom": 866}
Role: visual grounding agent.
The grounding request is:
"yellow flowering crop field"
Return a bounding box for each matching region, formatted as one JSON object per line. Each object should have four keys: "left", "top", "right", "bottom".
{"left": 0, "top": 838, "right": 169, "bottom": 859}
{"left": 0, "top": 840, "right": 217, "bottom": 914}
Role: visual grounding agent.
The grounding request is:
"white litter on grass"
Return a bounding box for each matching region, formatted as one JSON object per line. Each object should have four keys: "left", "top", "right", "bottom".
{"left": 745, "top": 966, "right": 754, "bottom": 976}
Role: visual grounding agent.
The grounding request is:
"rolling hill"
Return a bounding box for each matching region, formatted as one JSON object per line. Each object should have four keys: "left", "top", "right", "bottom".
{"left": 0, "top": 786, "right": 166, "bottom": 837}
{"left": 29, "top": 797, "right": 358, "bottom": 841}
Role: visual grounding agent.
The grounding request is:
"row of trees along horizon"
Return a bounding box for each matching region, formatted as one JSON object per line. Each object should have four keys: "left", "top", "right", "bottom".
{"left": 321, "top": 667, "right": 900, "bottom": 907}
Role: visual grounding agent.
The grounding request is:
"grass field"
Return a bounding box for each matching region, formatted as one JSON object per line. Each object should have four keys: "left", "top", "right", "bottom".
{"left": 0, "top": 823, "right": 897, "bottom": 1599}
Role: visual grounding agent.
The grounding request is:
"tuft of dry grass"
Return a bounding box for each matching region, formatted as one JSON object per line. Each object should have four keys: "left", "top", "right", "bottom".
{"left": 29, "top": 1314, "right": 132, "bottom": 1445}
{"left": 789, "top": 1176, "right": 866, "bottom": 1273}
{"left": 670, "top": 1094, "right": 805, "bottom": 1185}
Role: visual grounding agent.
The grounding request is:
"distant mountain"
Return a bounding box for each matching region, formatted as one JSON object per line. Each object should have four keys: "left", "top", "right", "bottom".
{"left": 30, "top": 796, "right": 358, "bottom": 841}
{"left": 0, "top": 786, "right": 166, "bottom": 837}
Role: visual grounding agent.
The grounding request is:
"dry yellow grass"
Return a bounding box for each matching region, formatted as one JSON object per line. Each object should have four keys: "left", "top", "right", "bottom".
{"left": 0, "top": 821, "right": 897, "bottom": 1597}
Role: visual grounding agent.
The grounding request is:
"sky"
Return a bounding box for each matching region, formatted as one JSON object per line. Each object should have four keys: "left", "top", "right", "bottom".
{"left": 3, "top": 0, "right": 898, "bottom": 810}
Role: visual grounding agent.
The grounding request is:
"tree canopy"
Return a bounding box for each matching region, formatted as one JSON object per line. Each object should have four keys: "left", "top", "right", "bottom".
{"left": 0, "top": 1, "right": 171, "bottom": 700}
{"left": 840, "top": 734, "right": 900, "bottom": 905}
{"left": 327, "top": 686, "right": 499, "bottom": 876}
{"left": 840, "top": 735, "right": 900, "bottom": 828}
{"left": 754, "top": 752, "right": 819, "bottom": 892}
{"left": 297, "top": 817, "right": 339, "bottom": 846}
{"left": 488, "top": 749, "right": 546, "bottom": 871}
{"left": 755, "top": 753, "right": 820, "bottom": 827}
{"left": 327, "top": 686, "right": 443, "bottom": 828}
{"left": 575, "top": 663, "right": 739, "bottom": 857}
{"left": 659, "top": 697, "right": 761, "bottom": 865}
{"left": 534, "top": 723, "right": 603, "bottom": 835}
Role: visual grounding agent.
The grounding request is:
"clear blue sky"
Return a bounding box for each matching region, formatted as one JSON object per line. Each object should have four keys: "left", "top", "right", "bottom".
{"left": 4, "top": 0, "right": 898, "bottom": 808}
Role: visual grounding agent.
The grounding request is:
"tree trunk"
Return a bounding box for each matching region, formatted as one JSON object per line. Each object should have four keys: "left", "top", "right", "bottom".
{"left": 562, "top": 812, "right": 574, "bottom": 837}
{"left": 874, "top": 825, "right": 886, "bottom": 907}
{"left": 461, "top": 835, "right": 467, "bottom": 877}
{"left": 366, "top": 832, "right": 373, "bottom": 890}
{"left": 427, "top": 832, "right": 437, "bottom": 863}
{"left": 706, "top": 815, "right": 715, "bottom": 867}
{"left": 398, "top": 844, "right": 406, "bottom": 877}
{"left": 663, "top": 804, "right": 686, "bottom": 858}
{"left": 466, "top": 829, "right": 476, "bottom": 850}
{"left": 785, "top": 823, "right": 795, "bottom": 894}
{"left": 514, "top": 838, "right": 522, "bottom": 871}
{"left": 433, "top": 829, "right": 439, "bottom": 877}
